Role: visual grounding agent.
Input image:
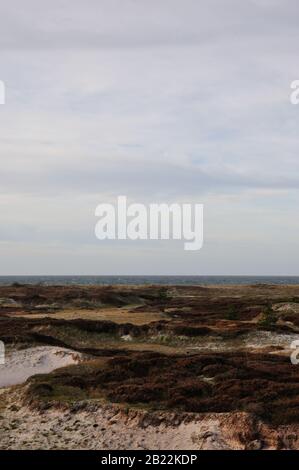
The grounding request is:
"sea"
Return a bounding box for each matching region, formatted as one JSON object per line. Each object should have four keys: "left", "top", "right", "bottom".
{"left": 0, "top": 275, "right": 299, "bottom": 286}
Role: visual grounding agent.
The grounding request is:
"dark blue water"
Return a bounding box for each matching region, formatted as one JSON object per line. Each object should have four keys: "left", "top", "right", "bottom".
{"left": 0, "top": 275, "right": 299, "bottom": 286}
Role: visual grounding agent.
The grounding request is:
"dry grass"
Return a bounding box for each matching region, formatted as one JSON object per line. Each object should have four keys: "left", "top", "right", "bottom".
{"left": 11, "top": 306, "right": 167, "bottom": 325}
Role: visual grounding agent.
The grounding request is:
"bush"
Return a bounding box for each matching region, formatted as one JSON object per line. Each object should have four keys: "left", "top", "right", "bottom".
{"left": 158, "top": 288, "right": 168, "bottom": 301}
{"left": 225, "top": 306, "right": 238, "bottom": 320}
{"left": 258, "top": 305, "right": 277, "bottom": 327}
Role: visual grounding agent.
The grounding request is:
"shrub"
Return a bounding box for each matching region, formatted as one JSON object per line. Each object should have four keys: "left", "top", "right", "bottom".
{"left": 225, "top": 306, "right": 238, "bottom": 320}
{"left": 258, "top": 305, "right": 277, "bottom": 327}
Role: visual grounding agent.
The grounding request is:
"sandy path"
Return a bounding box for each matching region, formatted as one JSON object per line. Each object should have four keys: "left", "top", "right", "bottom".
{"left": 0, "top": 346, "right": 82, "bottom": 388}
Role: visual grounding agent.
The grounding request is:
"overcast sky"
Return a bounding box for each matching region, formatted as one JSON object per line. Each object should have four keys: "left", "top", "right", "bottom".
{"left": 1, "top": 0, "right": 299, "bottom": 275}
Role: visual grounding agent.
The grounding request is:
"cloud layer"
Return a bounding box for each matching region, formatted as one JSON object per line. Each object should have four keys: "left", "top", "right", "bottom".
{"left": 0, "top": 0, "right": 299, "bottom": 274}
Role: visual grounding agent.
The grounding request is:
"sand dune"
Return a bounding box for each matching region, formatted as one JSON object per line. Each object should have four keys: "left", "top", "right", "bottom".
{"left": 0, "top": 346, "right": 82, "bottom": 388}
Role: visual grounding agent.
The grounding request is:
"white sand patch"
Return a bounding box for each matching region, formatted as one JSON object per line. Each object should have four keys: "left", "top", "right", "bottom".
{"left": 243, "top": 331, "right": 299, "bottom": 349}
{"left": 0, "top": 346, "right": 82, "bottom": 388}
{"left": 186, "top": 331, "right": 299, "bottom": 353}
{"left": 273, "top": 302, "right": 299, "bottom": 314}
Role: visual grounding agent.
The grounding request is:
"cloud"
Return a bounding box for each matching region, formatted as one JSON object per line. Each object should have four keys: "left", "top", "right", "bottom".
{"left": 1, "top": 0, "right": 299, "bottom": 274}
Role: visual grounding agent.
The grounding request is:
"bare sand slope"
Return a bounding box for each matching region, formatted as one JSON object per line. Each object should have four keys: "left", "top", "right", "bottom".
{"left": 0, "top": 346, "right": 82, "bottom": 388}
{"left": 1, "top": 392, "right": 298, "bottom": 450}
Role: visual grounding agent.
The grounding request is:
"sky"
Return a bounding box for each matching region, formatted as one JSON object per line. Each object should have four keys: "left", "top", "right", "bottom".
{"left": 0, "top": 0, "right": 299, "bottom": 275}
